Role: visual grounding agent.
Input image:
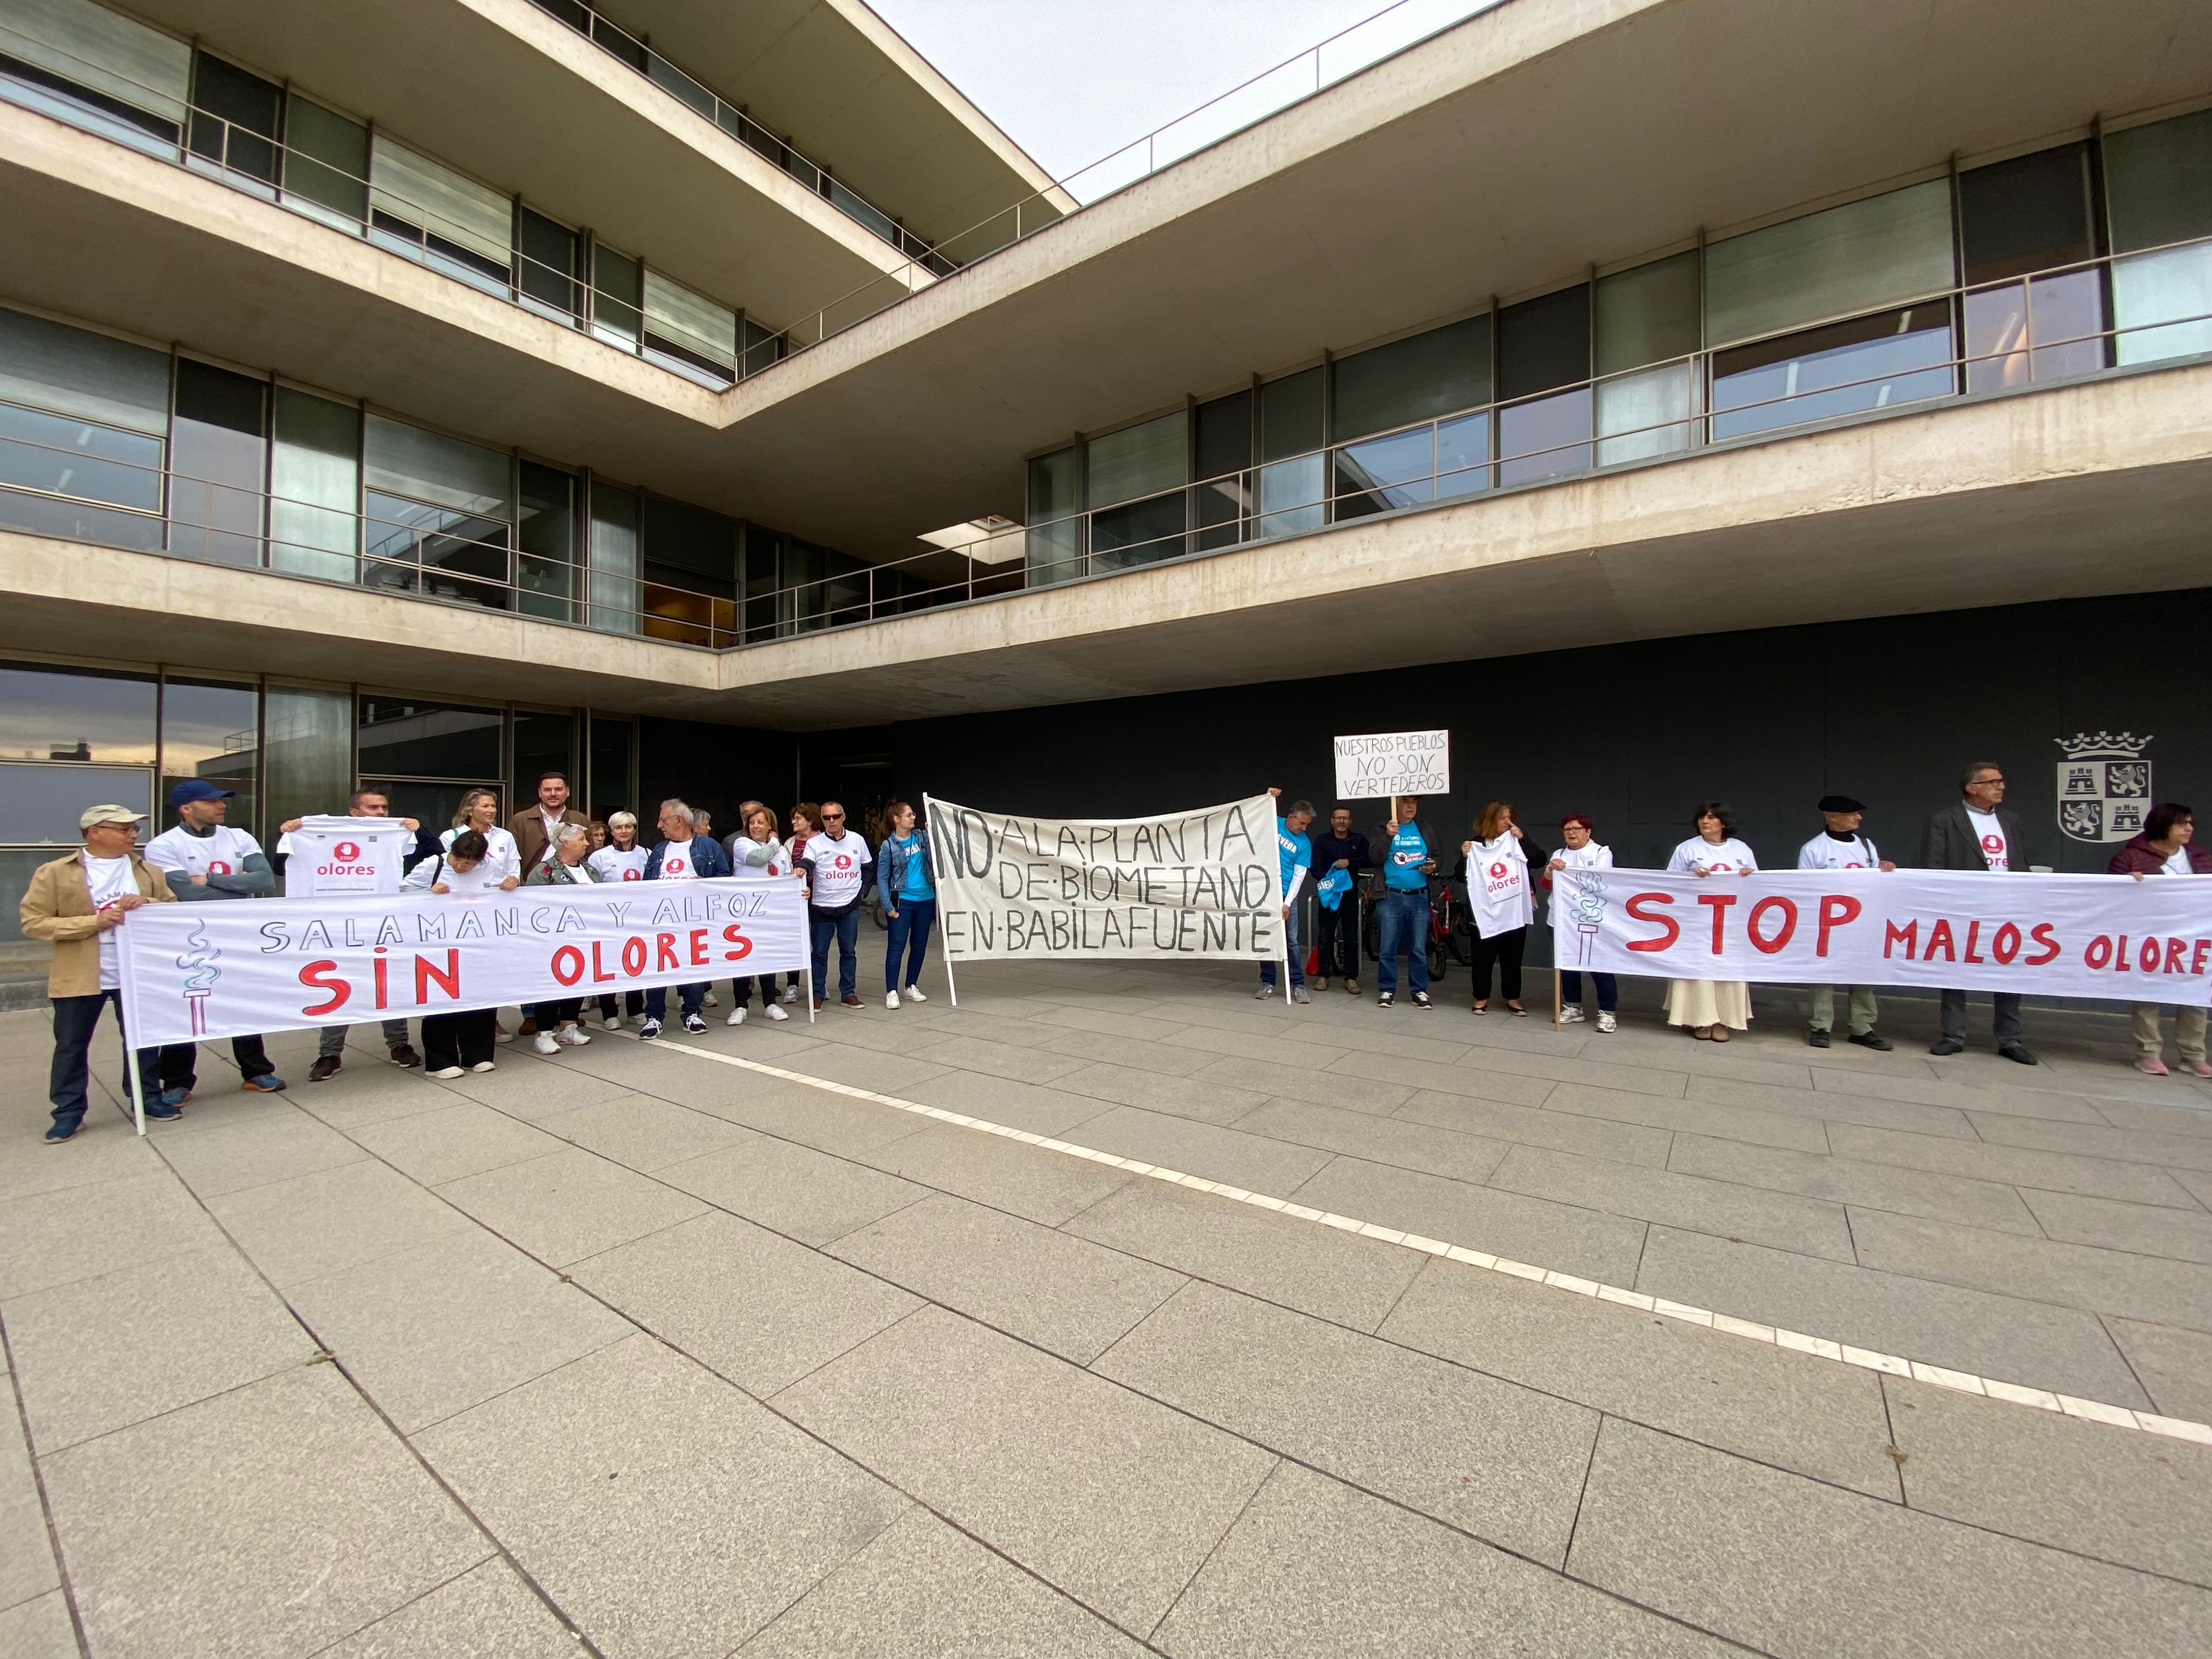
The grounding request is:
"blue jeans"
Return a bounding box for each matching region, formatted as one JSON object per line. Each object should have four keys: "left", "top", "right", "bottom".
{"left": 885, "top": 896, "right": 935, "bottom": 992}
{"left": 1259, "top": 901, "right": 1305, "bottom": 988}
{"left": 1374, "top": 889, "right": 1429, "bottom": 995}
{"left": 812, "top": 909, "right": 861, "bottom": 1000}
{"left": 49, "top": 991, "right": 161, "bottom": 1131}
{"left": 1560, "top": 970, "right": 1617, "bottom": 1013}
{"left": 644, "top": 983, "right": 704, "bottom": 1020}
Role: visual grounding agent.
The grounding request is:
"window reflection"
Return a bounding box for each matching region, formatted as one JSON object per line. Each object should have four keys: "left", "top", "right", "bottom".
{"left": 1498, "top": 387, "right": 1593, "bottom": 486}
{"left": 357, "top": 697, "right": 501, "bottom": 780}
{"left": 1711, "top": 305, "right": 1955, "bottom": 440}
{"left": 1091, "top": 491, "right": 1186, "bottom": 570}
{"left": 160, "top": 676, "right": 258, "bottom": 830}
{"left": 1966, "top": 271, "right": 2108, "bottom": 391}
{"left": 1255, "top": 455, "right": 1324, "bottom": 540}
{"left": 0, "top": 660, "right": 156, "bottom": 763}
{"left": 363, "top": 490, "right": 512, "bottom": 608}
{"left": 1435, "top": 411, "right": 1491, "bottom": 499}
{"left": 1334, "top": 427, "right": 1434, "bottom": 518}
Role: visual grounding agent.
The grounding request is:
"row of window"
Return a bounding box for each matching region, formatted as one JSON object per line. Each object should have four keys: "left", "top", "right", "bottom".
{"left": 1026, "top": 111, "right": 2212, "bottom": 582}
{"left": 0, "top": 0, "right": 786, "bottom": 384}
{"left": 0, "top": 302, "right": 929, "bottom": 645}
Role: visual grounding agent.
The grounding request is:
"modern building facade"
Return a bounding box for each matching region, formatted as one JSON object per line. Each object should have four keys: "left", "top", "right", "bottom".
{"left": 3, "top": 0, "right": 2211, "bottom": 977}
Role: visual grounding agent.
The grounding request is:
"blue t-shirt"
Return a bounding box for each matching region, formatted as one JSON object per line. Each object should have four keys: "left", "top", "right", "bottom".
{"left": 1277, "top": 825, "right": 1311, "bottom": 898}
{"left": 895, "top": 833, "right": 933, "bottom": 900}
{"left": 1384, "top": 822, "right": 1430, "bottom": 891}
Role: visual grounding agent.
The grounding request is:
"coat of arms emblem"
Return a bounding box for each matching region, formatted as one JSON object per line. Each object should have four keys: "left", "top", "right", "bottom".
{"left": 2054, "top": 732, "right": 2152, "bottom": 844}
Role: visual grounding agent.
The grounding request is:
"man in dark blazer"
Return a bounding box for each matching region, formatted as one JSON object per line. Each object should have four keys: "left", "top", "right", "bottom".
{"left": 509, "top": 771, "right": 591, "bottom": 875}
{"left": 1922, "top": 760, "right": 2036, "bottom": 1064}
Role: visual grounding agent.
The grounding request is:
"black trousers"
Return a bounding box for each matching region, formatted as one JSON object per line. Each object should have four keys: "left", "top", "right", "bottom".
{"left": 1469, "top": 927, "right": 1527, "bottom": 1003}
{"left": 159, "top": 1032, "right": 274, "bottom": 1091}
{"left": 1314, "top": 896, "right": 1361, "bottom": 979}
{"left": 596, "top": 990, "right": 645, "bottom": 1019}
{"left": 49, "top": 991, "right": 161, "bottom": 1127}
{"left": 422, "top": 1008, "right": 497, "bottom": 1070}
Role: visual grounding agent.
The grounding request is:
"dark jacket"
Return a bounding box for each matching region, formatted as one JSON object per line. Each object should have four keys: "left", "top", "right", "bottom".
{"left": 1309, "top": 830, "right": 1371, "bottom": 883}
{"left": 642, "top": 836, "right": 732, "bottom": 881}
{"left": 1369, "top": 817, "right": 1443, "bottom": 895}
{"left": 2108, "top": 832, "right": 2212, "bottom": 877}
{"left": 1922, "top": 802, "right": 2033, "bottom": 871}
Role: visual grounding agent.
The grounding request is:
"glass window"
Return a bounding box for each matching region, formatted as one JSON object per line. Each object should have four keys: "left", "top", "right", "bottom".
{"left": 0, "top": 763, "right": 155, "bottom": 844}
{"left": 1255, "top": 453, "right": 1324, "bottom": 540}
{"left": 261, "top": 683, "right": 352, "bottom": 827}
{"left": 160, "top": 675, "right": 258, "bottom": 833}
{"left": 268, "top": 387, "right": 358, "bottom": 580}
{"left": 368, "top": 136, "right": 511, "bottom": 294}
{"left": 1596, "top": 252, "right": 1699, "bottom": 376}
{"left": 0, "top": 0, "right": 189, "bottom": 154}
{"left": 586, "top": 479, "right": 640, "bottom": 634}
{"left": 518, "top": 459, "right": 576, "bottom": 622}
{"left": 1024, "top": 516, "right": 1083, "bottom": 587}
{"left": 740, "top": 318, "right": 783, "bottom": 379}
{"left": 741, "top": 526, "right": 781, "bottom": 640}
{"left": 363, "top": 416, "right": 512, "bottom": 607}
{"left": 1711, "top": 303, "right": 1955, "bottom": 440}
{"left": 0, "top": 304, "right": 169, "bottom": 433}
{"left": 0, "top": 659, "right": 155, "bottom": 762}
{"left": 281, "top": 95, "right": 366, "bottom": 232}
{"left": 1193, "top": 390, "right": 1250, "bottom": 550}
{"left": 2106, "top": 110, "right": 2212, "bottom": 365}
{"left": 187, "top": 51, "right": 280, "bottom": 191}
{"left": 588, "top": 715, "right": 633, "bottom": 822}
{"left": 1091, "top": 493, "right": 1184, "bottom": 571}
{"left": 645, "top": 49, "right": 714, "bottom": 120}
{"left": 1086, "top": 411, "right": 1185, "bottom": 509}
{"left": 511, "top": 710, "right": 573, "bottom": 807}
{"left": 1498, "top": 284, "right": 1590, "bottom": 402}
{"left": 1260, "top": 367, "right": 1322, "bottom": 461}
{"left": 168, "top": 358, "right": 267, "bottom": 568}
{"left": 642, "top": 269, "right": 735, "bottom": 380}
{"left": 1596, "top": 363, "right": 1696, "bottom": 465}
{"left": 1960, "top": 142, "right": 2108, "bottom": 390}
{"left": 365, "top": 415, "right": 511, "bottom": 516}
{"left": 1435, "top": 410, "right": 1491, "bottom": 499}
{"left": 356, "top": 779, "right": 490, "bottom": 835}
{"left": 591, "top": 243, "right": 642, "bottom": 351}
{"left": 1330, "top": 314, "right": 1491, "bottom": 442}
{"left": 357, "top": 696, "right": 501, "bottom": 780}
{"left": 1334, "top": 426, "right": 1434, "bottom": 518}
{"left": 1498, "top": 387, "right": 1592, "bottom": 486}
{"left": 1707, "top": 180, "right": 1954, "bottom": 347}
{"left": 1026, "top": 447, "right": 1078, "bottom": 521}
{"left": 641, "top": 495, "right": 736, "bottom": 597}
{"left": 517, "top": 208, "right": 582, "bottom": 326}
{"left": 0, "top": 307, "right": 168, "bottom": 546}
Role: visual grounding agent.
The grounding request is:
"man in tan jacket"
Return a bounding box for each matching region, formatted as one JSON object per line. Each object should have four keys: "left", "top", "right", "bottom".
{"left": 508, "top": 771, "right": 591, "bottom": 875}
{"left": 20, "top": 805, "right": 185, "bottom": 1142}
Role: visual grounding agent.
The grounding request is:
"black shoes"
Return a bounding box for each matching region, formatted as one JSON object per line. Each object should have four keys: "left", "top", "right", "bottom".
{"left": 1807, "top": 1029, "right": 1832, "bottom": 1048}
{"left": 308, "top": 1056, "right": 341, "bottom": 1082}
{"left": 1410, "top": 991, "right": 1433, "bottom": 1011}
{"left": 1848, "top": 1031, "right": 1894, "bottom": 1052}
{"left": 390, "top": 1043, "right": 422, "bottom": 1069}
{"left": 1998, "top": 1043, "right": 2038, "bottom": 1065}
{"left": 1928, "top": 1037, "right": 1965, "bottom": 1056}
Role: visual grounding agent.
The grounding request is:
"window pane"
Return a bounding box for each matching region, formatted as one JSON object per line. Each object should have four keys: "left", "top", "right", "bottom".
{"left": 1334, "top": 426, "right": 1434, "bottom": 518}
{"left": 1435, "top": 410, "right": 1491, "bottom": 499}
{"left": 357, "top": 697, "right": 501, "bottom": 780}
{"left": 1193, "top": 390, "right": 1250, "bottom": 550}
{"left": 591, "top": 244, "right": 642, "bottom": 350}
{"left": 187, "top": 51, "right": 279, "bottom": 189}
{"left": 641, "top": 495, "right": 736, "bottom": 599}
{"left": 281, "top": 95, "right": 366, "bottom": 230}
{"left": 2104, "top": 108, "right": 2212, "bottom": 253}
{"left": 269, "top": 387, "right": 358, "bottom": 579}
{"left": 1027, "top": 447, "right": 1078, "bottom": 520}
{"left": 517, "top": 208, "right": 581, "bottom": 324}
{"left": 741, "top": 525, "right": 781, "bottom": 640}
{"left": 587, "top": 481, "right": 640, "bottom": 634}
{"left": 168, "top": 358, "right": 266, "bottom": 569}
{"left": 1025, "top": 517, "right": 1083, "bottom": 587}
{"left": 518, "top": 459, "right": 575, "bottom": 621}
{"left": 1596, "top": 362, "right": 1695, "bottom": 465}
{"left": 588, "top": 716, "right": 633, "bottom": 822}
{"left": 0, "top": 304, "right": 170, "bottom": 433}
{"left": 161, "top": 676, "right": 258, "bottom": 833}
{"left": 368, "top": 136, "right": 511, "bottom": 291}
{"left": 511, "top": 709, "right": 573, "bottom": 807}
{"left": 0, "top": 659, "right": 155, "bottom": 762}
{"left": 1596, "top": 252, "right": 1699, "bottom": 376}
{"left": 1498, "top": 387, "right": 1593, "bottom": 485}
{"left": 0, "top": 400, "right": 161, "bottom": 512}
{"left": 1255, "top": 453, "right": 1323, "bottom": 539}
{"left": 1259, "top": 367, "right": 1322, "bottom": 461}
{"left": 365, "top": 414, "right": 511, "bottom": 516}
{"left": 2112, "top": 244, "right": 2212, "bottom": 364}
{"left": 0, "top": 761, "right": 154, "bottom": 843}
{"left": 1086, "top": 411, "right": 1185, "bottom": 508}
{"left": 1706, "top": 180, "right": 1954, "bottom": 346}
{"left": 1090, "top": 492, "right": 1184, "bottom": 571}
{"left": 643, "top": 269, "right": 735, "bottom": 377}
{"left": 262, "top": 683, "right": 352, "bottom": 828}
{"left": 1497, "top": 285, "right": 1590, "bottom": 402}
{"left": 1960, "top": 143, "right": 2096, "bottom": 284}
{"left": 1, "top": 0, "right": 189, "bottom": 145}
{"left": 1711, "top": 303, "right": 1954, "bottom": 439}
{"left": 1330, "top": 315, "right": 1491, "bottom": 442}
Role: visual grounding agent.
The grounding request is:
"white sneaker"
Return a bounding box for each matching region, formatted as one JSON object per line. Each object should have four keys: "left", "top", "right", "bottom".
{"left": 469, "top": 1060, "right": 495, "bottom": 1073}
{"left": 886, "top": 990, "right": 900, "bottom": 1009}
{"left": 427, "top": 1065, "right": 464, "bottom": 1079}
{"left": 727, "top": 1007, "right": 747, "bottom": 1026}
{"left": 558, "top": 1025, "right": 591, "bottom": 1047}
{"left": 780, "top": 986, "right": 799, "bottom": 1005}
{"left": 493, "top": 1023, "right": 514, "bottom": 1043}
{"left": 681, "top": 1013, "right": 708, "bottom": 1035}
{"left": 599, "top": 1014, "right": 620, "bottom": 1031}
{"left": 1559, "top": 1007, "right": 1586, "bottom": 1025}
{"left": 903, "top": 985, "right": 927, "bottom": 1003}
{"left": 1597, "top": 1011, "right": 1618, "bottom": 1034}
{"left": 704, "top": 993, "right": 719, "bottom": 1008}
{"left": 532, "top": 1031, "right": 560, "bottom": 1056}
{"left": 765, "top": 1003, "right": 789, "bottom": 1022}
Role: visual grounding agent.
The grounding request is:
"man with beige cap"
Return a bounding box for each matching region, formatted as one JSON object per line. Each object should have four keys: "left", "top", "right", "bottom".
{"left": 19, "top": 805, "right": 188, "bottom": 1142}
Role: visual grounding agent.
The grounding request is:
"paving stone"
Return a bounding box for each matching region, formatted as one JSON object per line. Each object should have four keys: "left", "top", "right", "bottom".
{"left": 4, "top": 1242, "right": 312, "bottom": 1452}
{"left": 1153, "top": 1461, "right": 1734, "bottom": 1658}
{"left": 0, "top": 1378, "right": 59, "bottom": 1611}
{"left": 1492, "top": 1142, "right": 1855, "bottom": 1261}
{"left": 1032, "top": 1026, "right": 1221, "bottom": 1076}
{"left": 906, "top": 1032, "right": 1090, "bottom": 1085}
{"left": 2014, "top": 1192, "right": 2212, "bottom": 1271}
{"left": 1063, "top": 1106, "right": 1334, "bottom": 1196}
{"left": 1048, "top": 1062, "right": 1270, "bottom": 1126}
{"left": 348, "top": 1102, "right": 567, "bottom": 1186}
{"left": 1063, "top": 1180, "right": 1422, "bottom": 1334}
{"left": 1096, "top": 1280, "right": 1596, "bottom": 1562}
{"left": 774, "top": 1044, "right": 955, "bottom": 1094}
{"left": 862, "top": 1121, "right": 1132, "bottom": 1226}
{"left": 1692, "top": 1074, "right": 1978, "bottom": 1139}
{"left": 1568, "top": 1417, "right": 2212, "bottom": 1659}
{"left": 1966, "top": 1111, "right": 2212, "bottom": 1172}
{"left": 1154, "top": 1023, "right": 1353, "bottom": 1067}
{"left": 1324, "top": 1049, "right": 1565, "bottom": 1107}
{"left": 1819, "top": 1068, "right": 2112, "bottom": 1122}
{"left": 319, "top": 1559, "right": 575, "bottom": 1658}
{"left": 653, "top": 1126, "right": 927, "bottom": 1243}
{"left": 433, "top": 1148, "right": 707, "bottom": 1267}
{"left": 1822, "top": 1121, "right": 2200, "bottom": 1207}
{"left": 532, "top": 1093, "right": 748, "bottom": 1172}
{"left": 569, "top": 1210, "right": 919, "bottom": 1395}
{"left": 1288, "top": 1155, "right": 1646, "bottom": 1287}
{"left": 0, "top": 1170, "right": 213, "bottom": 1299}
{"left": 0, "top": 1591, "right": 77, "bottom": 1658}
{"left": 416, "top": 1334, "right": 905, "bottom": 1659}
{"left": 2104, "top": 1317, "right": 2212, "bottom": 1423}
{"left": 1667, "top": 1133, "right": 2041, "bottom": 1234}
{"left": 1026, "top": 1001, "right": 1198, "bottom": 1042}
{"left": 42, "top": 1365, "right": 487, "bottom": 1659}
{"left": 286, "top": 1226, "right": 633, "bottom": 1432}
{"left": 776, "top": 1306, "right": 1273, "bottom": 1634}
{"left": 206, "top": 1158, "right": 477, "bottom": 1289}
{"left": 828, "top": 1192, "right": 1183, "bottom": 1363}
{"left": 1541, "top": 1081, "right": 1829, "bottom": 1153}
{"left": 0, "top": 1118, "right": 159, "bottom": 1203}
{"left": 1390, "top": 1087, "right": 1674, "bottom": 1166}
{"left": 2094, "top": 1096, "right": 2212, "bottom": 1137}
{"left": 151, "top": 1107, "right": 369, "bottom": 1199}
{"left": 1635, "top": 1226, "right": 2150, "bottom": 1406}
{"left": 1266, "top": 1017, "right": 1478, "bottom": 1069}
{"left": 1185, "top": 1055, "right": 1415, "bottom": 1117}
{"left": 443, "top": 1049, "right": 712, "bottom": 1120}
{"left": 1849, "top": 1207, "right": 2212, "bottom": 1332}
{"left": 1381, "top": 1256, "right": 1899, "bottom": 1497}
{"left": 1887, "top": 1374, "right": 2212, "bottom": 1586}
{"left": 689, "top": 1079, "right": 933, "bottom": 1158}
{"left": 902, "top": 1070, "right": 1117, "bottom": 1136}
{"left": 1226, "top": 1098, "right": 1511, "bottom": 1184}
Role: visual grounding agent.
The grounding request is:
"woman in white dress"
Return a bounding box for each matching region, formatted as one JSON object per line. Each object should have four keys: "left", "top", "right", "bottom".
{"left": 1666, "top": 800, "right": 1757, "bottom": 1041}
{"left": 725, "top": 800, "right": 796, "bottom": 1026}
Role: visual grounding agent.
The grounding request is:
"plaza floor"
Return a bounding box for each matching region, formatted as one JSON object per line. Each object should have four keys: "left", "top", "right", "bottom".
{"left": 3, "top": 938, "right": 2211, "bottom": 1657}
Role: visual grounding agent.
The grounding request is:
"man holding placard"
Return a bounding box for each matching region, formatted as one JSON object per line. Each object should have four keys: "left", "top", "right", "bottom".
{"left": 275, "top": 787, "right": 429, "bottom": 1079}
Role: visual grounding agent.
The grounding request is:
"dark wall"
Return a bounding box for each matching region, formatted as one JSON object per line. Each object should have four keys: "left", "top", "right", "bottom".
{"left": 795, "top": 587, "right": 2209, "bottom": 876}
{"left": 637, "top": 717, "right": 797, "bottom": 841}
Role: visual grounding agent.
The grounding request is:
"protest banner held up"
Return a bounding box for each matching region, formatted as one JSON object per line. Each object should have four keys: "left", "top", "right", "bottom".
{"left": 927, "top": 794, "right": 1286, "bottom": 967}
{"left": 1550, "top": 866, "right": 2212, "bottom": 1005}
{"left": 1333, "top": 730, "right": 1450, "bottom": 800}
{"left": 119, "top": 878, "right": 808, "bottom": 1046}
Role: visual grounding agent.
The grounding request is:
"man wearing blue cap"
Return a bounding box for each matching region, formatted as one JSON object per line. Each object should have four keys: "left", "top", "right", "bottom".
{"left": 143, "top": 780, "right": 286, "bottom": 1097}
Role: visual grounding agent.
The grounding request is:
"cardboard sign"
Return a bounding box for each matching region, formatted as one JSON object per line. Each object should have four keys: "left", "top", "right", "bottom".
{"left": 1333, "top": 730, "right": 1450, "bottom": 800}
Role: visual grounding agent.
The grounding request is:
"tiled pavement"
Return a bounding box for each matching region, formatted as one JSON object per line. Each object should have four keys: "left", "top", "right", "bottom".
{"left": 3, "top": 943, "right": 2212, "bottom": 1656}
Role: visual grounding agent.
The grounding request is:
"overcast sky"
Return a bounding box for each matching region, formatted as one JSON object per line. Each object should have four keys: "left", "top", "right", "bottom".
{"left": 871, "top": 0, "right": 1482, "bottom": 195}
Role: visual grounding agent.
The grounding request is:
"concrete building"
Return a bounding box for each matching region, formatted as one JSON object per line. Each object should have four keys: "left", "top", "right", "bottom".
{"left": 4, "top": 0, "right": 2212, "bottom": 985}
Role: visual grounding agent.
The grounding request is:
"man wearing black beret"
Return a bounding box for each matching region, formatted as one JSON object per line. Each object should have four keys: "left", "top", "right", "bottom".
{"left": 1797, "top": 795, "right": 1895, "bottom": 1051}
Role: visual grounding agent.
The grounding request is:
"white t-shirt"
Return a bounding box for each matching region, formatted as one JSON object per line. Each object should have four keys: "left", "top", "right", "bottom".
{"left": 402, "top": 854, "right": 501, "bottom": 893}
{"left": 442, "top": 825, "right": 520, "bottom": 881}
{"left": 2163, "top": 847, "right": 2194, "bottom": 877}
{"left": 731, "top": 836, "right": 791, "bottom": 880}
{"left": 144, "top": 823, "right": 264, "bottom": 886}
{"left": 1797, "top": 832, "right": 1881, "bottom": 872}
{"left": 277, "top": 816, "right": 415, "bottom": 896}
{"left": 1669, "top": 836, "right": 1758, "bottom": 875}
{"left": 587, "top": 845, "right": 651, "bottom": 883}
{"left": 656, "top": 838, "right": 703, "bottom": 881}
{"left": 1466, "top": 833, "right": 1531, "bottom": 937}
{"left": 1964, "top": 808, "right": 2008, "bottom": 871}
{"left": 1552, "top": 840, "right": 1614, "bottom": 872}
{"left": 83, "top": 851, "right": 135, "bottom": 990}
{"left": 802, "top": 831, "right": 872, "bottom": 909}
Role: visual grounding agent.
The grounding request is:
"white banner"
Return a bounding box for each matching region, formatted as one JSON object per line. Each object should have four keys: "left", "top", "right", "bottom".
{"left": 1333, "top": 729, "right": 1450, "bottom": 800}
{"left": 928, "top": 794, "right": 1285, "bottom": 962}
{"left": 118, "top": 878, "right": 809, "bottom": 1045}
{"left": 1551, "top": 866, "right": 2212, "bottom": 1005}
